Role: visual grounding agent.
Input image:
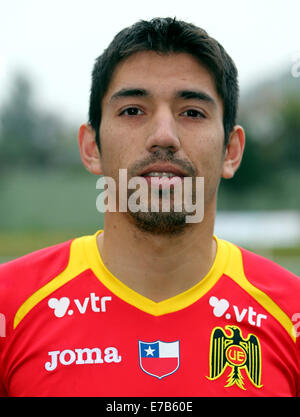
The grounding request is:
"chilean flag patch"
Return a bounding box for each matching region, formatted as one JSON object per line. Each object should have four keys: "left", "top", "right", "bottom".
{"left": 138, "top": 340, "right": 180, "bottom": 379}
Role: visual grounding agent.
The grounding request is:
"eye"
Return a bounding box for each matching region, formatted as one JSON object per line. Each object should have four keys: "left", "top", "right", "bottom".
{"left": 119, "top": 107, "right": 144, "bottom": 116}
{"left": 181, "top": 109, "right": 206, "bottom": 119}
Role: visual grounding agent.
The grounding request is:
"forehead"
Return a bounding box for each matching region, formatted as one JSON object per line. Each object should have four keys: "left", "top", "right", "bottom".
{"left": 103, "top": 51, "right": 222, "bottom": 106}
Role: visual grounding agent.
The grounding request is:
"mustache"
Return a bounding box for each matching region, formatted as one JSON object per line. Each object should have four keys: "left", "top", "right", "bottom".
{"left": 128, "top": 150, "right": 197, "bottom": 178}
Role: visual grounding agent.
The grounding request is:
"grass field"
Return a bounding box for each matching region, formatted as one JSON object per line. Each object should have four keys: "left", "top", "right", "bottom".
{"left": 0, "top": 169, "right": 104, "bottom": 233}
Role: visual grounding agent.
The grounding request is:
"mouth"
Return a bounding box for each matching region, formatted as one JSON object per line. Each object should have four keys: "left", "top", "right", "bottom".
{"left": 139, "top": 164, "right": 187, "bottom": 188}
{"left": 139, "top": 163, "right": 187, "bottom": 177}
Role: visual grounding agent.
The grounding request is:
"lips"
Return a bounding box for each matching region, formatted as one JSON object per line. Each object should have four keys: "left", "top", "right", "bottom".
{"left": 139, "top": 163, "right": 187, "bottom": 178}
{"left": 138, "top": 163, "right": 187, "bottom": 188}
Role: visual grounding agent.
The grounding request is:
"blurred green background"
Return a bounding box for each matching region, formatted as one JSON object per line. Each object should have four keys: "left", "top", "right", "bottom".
{"left": 0, "top": 71, "right": 299, "bottom": 275}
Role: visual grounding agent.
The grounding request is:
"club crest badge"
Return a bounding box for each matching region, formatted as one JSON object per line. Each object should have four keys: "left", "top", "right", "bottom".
{"left": 207, "top": 325, "right": 263, "bottom": 390}
{"left": 138, "top": 340, "right": 180, "bottom": 379}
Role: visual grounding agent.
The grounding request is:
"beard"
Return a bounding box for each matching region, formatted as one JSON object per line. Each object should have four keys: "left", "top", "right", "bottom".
{"left": 127, "top": 189, "right": 189, "bottom": 235}
{"left": 125, "top": 150, "right": 199, "bottom": 235}
{"left": 128, "top": 210, "right": 188, "bottom": 235}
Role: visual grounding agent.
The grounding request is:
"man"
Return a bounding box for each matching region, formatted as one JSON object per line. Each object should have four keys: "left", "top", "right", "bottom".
{"left": 0, "top": 17, "right": 299, "bottom": 397}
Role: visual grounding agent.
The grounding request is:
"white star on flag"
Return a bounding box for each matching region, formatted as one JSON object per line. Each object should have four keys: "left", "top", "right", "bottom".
{"left": 145, "top": 345, "right": 155, "bottom": 356}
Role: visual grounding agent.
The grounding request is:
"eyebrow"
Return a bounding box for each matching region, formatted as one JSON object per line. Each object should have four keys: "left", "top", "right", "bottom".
{"left": 109, "top": 88, "right": 149, "bottom": 102}
{"left": 109, "top": 87, "right": 216, "bottom": 107}
{"left": 176, "top": 90, "right": 216, "bottom": 107}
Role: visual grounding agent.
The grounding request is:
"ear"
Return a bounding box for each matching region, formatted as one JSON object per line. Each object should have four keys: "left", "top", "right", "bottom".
{"left": 222, "top": 125, "right": 245, "bottom": 179}
{"left": 78, "top": 123, "right": 103, "bottom": 175}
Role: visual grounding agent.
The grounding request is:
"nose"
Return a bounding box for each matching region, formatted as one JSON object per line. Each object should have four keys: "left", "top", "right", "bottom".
{"left": 145, "top": 108, "right": 181, "bottom": 153}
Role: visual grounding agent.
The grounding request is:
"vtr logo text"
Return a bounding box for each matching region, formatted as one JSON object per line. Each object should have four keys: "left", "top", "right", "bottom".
{"left": 48, "top": 293, "right": 112, "bottom": 317}
{"left": 209, "top": 296, "right": 267, "bottom": 327}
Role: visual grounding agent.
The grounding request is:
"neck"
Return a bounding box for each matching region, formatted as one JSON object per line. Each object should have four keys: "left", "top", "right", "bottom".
{"left": 97, "top": 202, "right": 217, "bottom": 302}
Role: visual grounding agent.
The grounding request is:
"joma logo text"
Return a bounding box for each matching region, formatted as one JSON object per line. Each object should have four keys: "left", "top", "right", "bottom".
{"left": 45, "top": 346, "right": 122, "bottom": 371}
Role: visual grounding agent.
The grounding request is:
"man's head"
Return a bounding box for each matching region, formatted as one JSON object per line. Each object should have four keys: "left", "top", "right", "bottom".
{"left": 88, "top": 17, "right": 239, "bottom": 152}
{"left": 79, "top": 17, "right": 245, "bottom": 235}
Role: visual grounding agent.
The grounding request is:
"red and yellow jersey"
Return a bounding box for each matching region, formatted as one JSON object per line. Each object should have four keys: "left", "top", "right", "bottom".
{"left": 0, "top": 230, "right": 300, "bottom": 397}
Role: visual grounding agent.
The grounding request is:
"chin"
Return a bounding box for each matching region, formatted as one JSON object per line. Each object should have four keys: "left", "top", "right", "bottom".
{"left": 128, "top": 210, "right": 190, "bottom": 236}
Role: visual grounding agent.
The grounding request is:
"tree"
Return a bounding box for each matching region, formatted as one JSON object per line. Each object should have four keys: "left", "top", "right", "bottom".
{"left": 0, "top": 72, "right": 75, "bottom": 170}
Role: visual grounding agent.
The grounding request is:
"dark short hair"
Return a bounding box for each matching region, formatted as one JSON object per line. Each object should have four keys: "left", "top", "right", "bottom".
{"left": 89, "top": 17, "right": 239, "bottom": 151}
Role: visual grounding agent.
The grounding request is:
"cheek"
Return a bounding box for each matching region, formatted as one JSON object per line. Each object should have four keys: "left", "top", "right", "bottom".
{"left": 188, "top": 133, "right": 224, "bottom": 174}
{"left": 99, "top": 123, "right": 136, "bottom": 177}
{"left": 186, "top": 132, "right": 224, "bottom": 200}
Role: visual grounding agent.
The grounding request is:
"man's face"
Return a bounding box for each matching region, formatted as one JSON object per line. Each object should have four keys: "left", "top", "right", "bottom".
{"left": 99, "top": 51, "right": 226, "bottom": 233}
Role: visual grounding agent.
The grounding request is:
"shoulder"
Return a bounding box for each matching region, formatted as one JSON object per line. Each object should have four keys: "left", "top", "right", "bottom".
{"left": 220, "top": 238, "right": 300, "bottom": 340}
{"left": 228, "top": 243, "right": 300, "bottom": 334}
{"left": 0, "top": 239, "right": 72, "bottom": 288}
{"left": 0, "top": 239, "right": 73, "bottom": 326}
{"left": 239, "top": 245, "right": 300, "bottom": 294}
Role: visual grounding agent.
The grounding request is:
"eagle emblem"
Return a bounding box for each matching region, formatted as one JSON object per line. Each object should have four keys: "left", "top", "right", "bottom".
{"left": 207, "top": 325, "right": 263, "bottom": 390}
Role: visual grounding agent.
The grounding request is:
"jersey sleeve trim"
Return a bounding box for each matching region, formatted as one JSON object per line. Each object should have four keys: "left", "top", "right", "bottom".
{"left": 223, "top": 240, "right": 296, "bottom": 343}
{"left": 13, "top": 237, "right": 89, "bottom": 329}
